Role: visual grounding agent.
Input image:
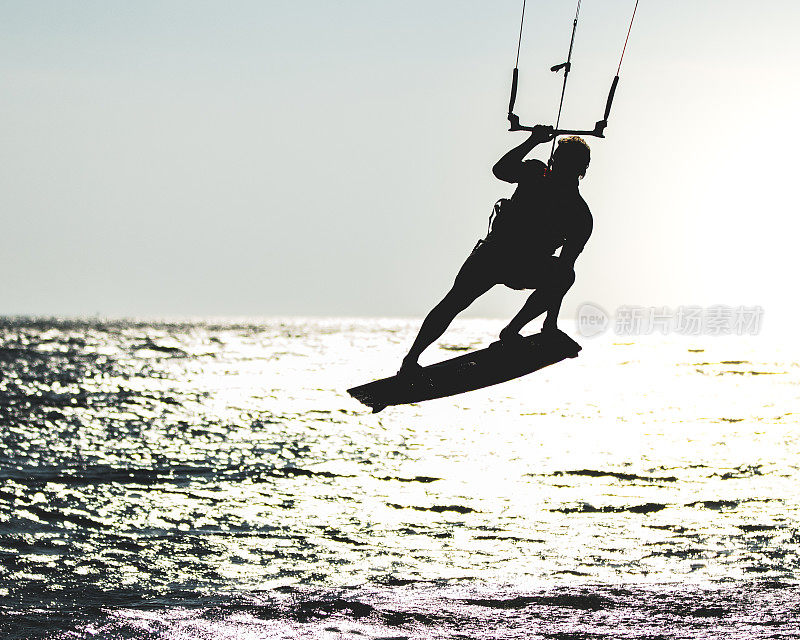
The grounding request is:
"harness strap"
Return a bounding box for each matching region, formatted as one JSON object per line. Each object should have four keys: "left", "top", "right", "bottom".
{"left": 473, "top": 200, "right": 506, "bottom": 252}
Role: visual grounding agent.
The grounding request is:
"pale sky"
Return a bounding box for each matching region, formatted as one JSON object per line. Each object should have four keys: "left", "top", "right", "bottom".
{"left": 2, "top": 1, "right": 799, "bottom": 331}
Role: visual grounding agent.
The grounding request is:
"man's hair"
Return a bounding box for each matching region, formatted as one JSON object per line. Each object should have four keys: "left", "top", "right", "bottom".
{"left": 554, "top": 136, "right": 591, "bottom": 175}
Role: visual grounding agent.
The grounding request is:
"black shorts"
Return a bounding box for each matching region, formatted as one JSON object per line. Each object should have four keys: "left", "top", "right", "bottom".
{"left": 460, "top": 241, "right": 565, "bottom": 291}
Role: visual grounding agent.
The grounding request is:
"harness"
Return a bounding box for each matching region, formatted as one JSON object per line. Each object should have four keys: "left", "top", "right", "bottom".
{"left": 473, "top": 198, "right": 510, "bottom": 252}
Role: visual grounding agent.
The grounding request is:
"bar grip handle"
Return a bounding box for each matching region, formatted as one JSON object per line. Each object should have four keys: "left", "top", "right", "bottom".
{"left": 508, "top": 67, "right": 519, "bottom": 114}
{"left": 603, "top": 75, "right": 619, "bottom": 121}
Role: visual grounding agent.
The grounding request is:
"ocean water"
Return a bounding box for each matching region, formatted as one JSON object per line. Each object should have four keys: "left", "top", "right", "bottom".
{"left": 0, "top": 317, "right": 798, "bottom": 639}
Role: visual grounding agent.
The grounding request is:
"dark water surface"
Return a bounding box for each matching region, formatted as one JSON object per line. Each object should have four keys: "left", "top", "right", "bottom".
{"left": 1, "top": 317, "right": 798, "bottom": 638}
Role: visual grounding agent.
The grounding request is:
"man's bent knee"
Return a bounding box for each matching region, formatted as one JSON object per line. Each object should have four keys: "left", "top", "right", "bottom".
{"left": 561, "top": 267, "right": 576, "bottom": 288}
{"left": 550, "top": 262, "right": 575, "bottom": 290}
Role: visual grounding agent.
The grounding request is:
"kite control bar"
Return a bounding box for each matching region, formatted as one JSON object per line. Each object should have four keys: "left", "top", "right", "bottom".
{"left": 508, "top": 73, "right": 618, "bottom": 138}
{"left": 509, "top": 117, "right": 609, "bottom": 138}
{"left": 504, "top": 0, "right": 637, "bottom": 148}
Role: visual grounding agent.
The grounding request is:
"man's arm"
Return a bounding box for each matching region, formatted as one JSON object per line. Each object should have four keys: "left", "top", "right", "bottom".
{"left": 492, "top": 123, "right": 553, "bottom": 183}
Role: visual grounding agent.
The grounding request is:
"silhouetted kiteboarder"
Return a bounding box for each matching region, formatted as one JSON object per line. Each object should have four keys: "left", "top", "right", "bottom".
{"left": 348, "top": 0, "right": 640, "bottom": 411}
{"left": 348, "top": 130, "right": 593, "bottom": 412}
{"left": 399, "top": 128, "right": 591, "bottom": 374}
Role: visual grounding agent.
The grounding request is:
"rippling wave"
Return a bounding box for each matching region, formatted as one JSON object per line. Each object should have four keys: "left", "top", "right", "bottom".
{"left": 0, "top": 317, "right": 798, "bottom": 638}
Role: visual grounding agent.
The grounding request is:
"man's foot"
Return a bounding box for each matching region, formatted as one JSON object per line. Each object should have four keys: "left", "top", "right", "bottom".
{"left": 498, "top": 326, "right": 524, "bottom": 342}
{"left": 397, "top": 357, "right": 423, "bottom": 377}
{"left": 541, "top": 323, "right": 562, "bottom": 336}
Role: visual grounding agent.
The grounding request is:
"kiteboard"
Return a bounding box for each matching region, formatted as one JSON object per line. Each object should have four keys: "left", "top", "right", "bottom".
{"left": 347, "top": 330, "right": 581, "bottom": 413}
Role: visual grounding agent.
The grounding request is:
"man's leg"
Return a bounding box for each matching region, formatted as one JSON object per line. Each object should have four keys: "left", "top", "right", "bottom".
{"left": 500, "top": 262, "right": 576, "bottom": 338}
{"left": 401, "top": 257, "right": 495, "bottom": 371}
{"left": 541, "top": 278, "right": 571, "bottom": 332}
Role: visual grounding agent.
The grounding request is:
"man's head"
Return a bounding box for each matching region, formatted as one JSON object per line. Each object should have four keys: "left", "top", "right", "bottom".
{"left": 551, "top": 136, "right": 590, "bottom": 179}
